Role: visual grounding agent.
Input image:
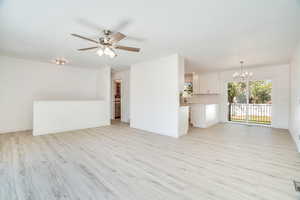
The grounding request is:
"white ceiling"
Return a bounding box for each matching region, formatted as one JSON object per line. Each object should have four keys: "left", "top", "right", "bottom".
{"left": 1, "top": 0, "right": 300, "bottom": 72}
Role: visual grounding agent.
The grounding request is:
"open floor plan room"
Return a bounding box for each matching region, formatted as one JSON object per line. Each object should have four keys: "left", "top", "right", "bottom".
{"left": 1, "top": 0, "right": 300, "bottom": 199}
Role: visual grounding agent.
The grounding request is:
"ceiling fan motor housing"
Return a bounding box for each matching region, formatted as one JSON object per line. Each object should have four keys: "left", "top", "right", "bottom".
{"left": 103, "top": 30, "right": 112, "bottom": 36}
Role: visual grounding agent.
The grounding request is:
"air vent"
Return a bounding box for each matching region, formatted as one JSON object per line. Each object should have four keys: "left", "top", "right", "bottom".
{"left": 294, "top": 180, "right": 300, "bottom": 192}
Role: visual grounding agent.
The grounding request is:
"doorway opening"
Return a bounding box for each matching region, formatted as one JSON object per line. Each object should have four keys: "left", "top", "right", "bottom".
{"left": 227, "top": 80, "right": 272, "bottom": 125}
{"left": 114, "top": 80, "right": 121, "bottom": 120}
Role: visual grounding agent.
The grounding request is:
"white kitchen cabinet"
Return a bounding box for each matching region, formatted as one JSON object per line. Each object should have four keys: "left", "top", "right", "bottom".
{"left": 190, "top": 104, "right": 219, "bottom": 128}
{"left": 192, "top": 73, "right": 200, "bottom": 94}
{"left": 178, "top": 106, "right": 189, "bottom": 137}
{"left": 193, "top": 72, "right": 220, "bottom": 94}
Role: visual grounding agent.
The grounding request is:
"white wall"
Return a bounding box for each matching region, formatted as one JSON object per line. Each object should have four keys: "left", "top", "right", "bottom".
{"left": 111, "top": 70, "right": 130, "bottom": 123}
{"left": 130, "top": 54, "right": 184, "bottom": 137}
{"left": 0, "top": 55, "right": 109, "bottom": 133}
{"left": 178, "top": 56, "right": 185, "bottom": 92}
{"left": 33, "top": 100, "right": 109, "bottom": 136}
{"left": 97, "top": 66, "right": 111, "bottom": 125}
{"left": 219, "top": 64, "right": 290, "bottom": 129}
{"left": 289, "top": 43, "right": 300, "bottom": 151}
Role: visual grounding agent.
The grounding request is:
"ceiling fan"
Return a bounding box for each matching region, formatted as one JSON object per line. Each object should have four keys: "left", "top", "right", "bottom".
{"left": 71, "top": 30, "right": 140, "bottom": 58}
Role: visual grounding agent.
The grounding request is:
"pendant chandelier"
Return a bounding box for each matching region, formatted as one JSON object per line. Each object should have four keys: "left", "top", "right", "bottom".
{"left": 233, "top": 61, "right": 253, "bottom": 82}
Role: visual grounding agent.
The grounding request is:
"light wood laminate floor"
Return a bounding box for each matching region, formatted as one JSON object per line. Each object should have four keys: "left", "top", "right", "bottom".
{"left": 1, "top": 122, "right": 300, "bottom": 200}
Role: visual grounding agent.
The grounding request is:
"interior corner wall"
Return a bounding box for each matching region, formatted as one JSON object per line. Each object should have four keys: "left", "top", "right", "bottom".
{"left": 0, "top": 55, "right": 100, "bottom": 134}
{"left": 111, "top": 70, "right": 130, "bottom": 123}
{"left": 97, "top": 66, "right": 111, "bottom": 125}
{"left": 219, "top": 64, "right": 290, "bottom": 129}
{"left": 130, "top": 54, "right": 180, "bottom": 137}
{"left": 178, "top": 56, "right": 185, "bottom": 92}
{"left": 289, "top": 43, "right": 300, "bottom": 152}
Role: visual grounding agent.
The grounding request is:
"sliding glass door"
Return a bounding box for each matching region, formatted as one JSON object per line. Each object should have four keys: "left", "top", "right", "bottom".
{"left": 228, "top": 80, "right": 272, "bottom": 125}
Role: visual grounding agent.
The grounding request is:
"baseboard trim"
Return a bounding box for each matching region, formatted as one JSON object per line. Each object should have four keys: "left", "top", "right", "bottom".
{"left": 0, "top": 129, "right": 32, "bottom": 134}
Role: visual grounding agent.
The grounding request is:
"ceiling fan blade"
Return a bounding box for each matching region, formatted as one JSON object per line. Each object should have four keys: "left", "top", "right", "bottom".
{"left": 126, "top": 35, "right": 146, "bottom": 42}
{"left": 109, "top": 32, "right": 126, "bottom": 43}
{"left": 115, "top": 45, "right": 140, "bottom": 52}
{"left": 76, "top": 18, "right": 105, "bottom": 32}
{"left": 112, "top": 20, "right": 131, "bottom": 32}
{"left": 71, "top": 34, "right": 99, "bottom": 44}
{"left": 78, "top": 47, "right": 98, "bottom": 51}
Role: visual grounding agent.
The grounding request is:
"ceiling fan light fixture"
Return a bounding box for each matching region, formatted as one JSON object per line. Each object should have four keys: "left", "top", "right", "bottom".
{"left": 109, "top": 51, "right": 117, "bottom": 58}
{"left": 71, "top": 29, "right": 140, "bottom": 58}
{"left": 104, "top": 47, "right": 116, "bottom": 58}
{"left": 104, "top": 47, "right": 113, "bottom": 55}
{"left": 97, "top": 48, "right": 104, "bottom": 56}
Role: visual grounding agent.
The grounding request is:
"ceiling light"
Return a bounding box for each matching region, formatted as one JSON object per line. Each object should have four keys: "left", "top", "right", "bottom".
{"left": 109, "top": 52, "right": 116, "bottom": 58}
{"left": 97, "top": 48, "right": 104, "bottom": 56}
{"left": 233, "top": 61, "right": 253, "bottom": 82}
{"left": 96, "top": 47, "right": 116, "bottom": 58}
{"left": 53, "top": 58, "right": 68, "bottom": 65}
{"left": 109, "top": 50, "right": 117, "bottom": 58}
{"left": 104, "top": 47, "right": 116, "bottom": 58}
{"left": 104, "top": 47, "right": 113, "bottom": 56}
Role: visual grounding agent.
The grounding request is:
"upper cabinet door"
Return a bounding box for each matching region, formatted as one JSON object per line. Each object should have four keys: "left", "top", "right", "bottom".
{"left": 198, "top": 74, "right": 209, "bottom": 94}
{"left": 192, "top": 73, "right": 200, "bottom": 94}
{"left": 198, "top": 73, "right": 220, "bottom": 94}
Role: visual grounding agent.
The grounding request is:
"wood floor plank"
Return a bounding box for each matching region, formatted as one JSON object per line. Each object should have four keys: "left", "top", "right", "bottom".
{"left": 0, "top": 122, "right": 300, "bottom": 200}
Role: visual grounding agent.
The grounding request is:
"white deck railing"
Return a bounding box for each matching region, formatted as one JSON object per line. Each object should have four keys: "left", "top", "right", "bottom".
{"left": 228, "top": 103, "right": 271, "bottom": 124}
